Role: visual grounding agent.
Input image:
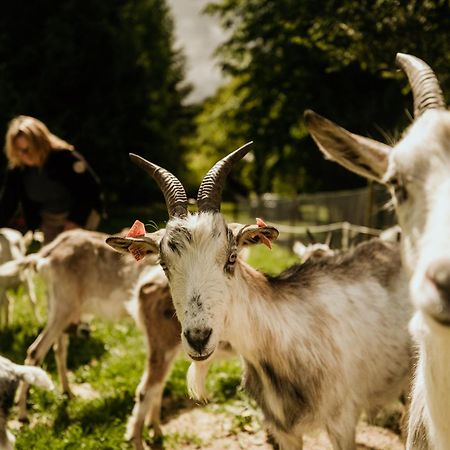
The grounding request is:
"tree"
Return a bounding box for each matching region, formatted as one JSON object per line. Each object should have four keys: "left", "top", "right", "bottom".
{"left": 191, "top": 0, "right": 450, "bottom": 194}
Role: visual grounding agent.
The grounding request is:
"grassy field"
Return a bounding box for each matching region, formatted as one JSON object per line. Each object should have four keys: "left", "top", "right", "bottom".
{"left": 0, "top": 243, "right": 298, "bottom": 450}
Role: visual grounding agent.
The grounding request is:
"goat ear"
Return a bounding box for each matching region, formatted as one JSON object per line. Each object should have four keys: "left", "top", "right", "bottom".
{"left": 293, "top": 241, "right": 307, "bottom": 258}
{"left": 235, "top": 224, "right": 279, "bottom": 250}
{"left": 304, "top": 110, "right": 391, "bottom": 182}
{"left": 228, "top": 222, "right": 245, "bottom": 235}
{"left": 106, "top": 230, "right": 164, "bottom": 261}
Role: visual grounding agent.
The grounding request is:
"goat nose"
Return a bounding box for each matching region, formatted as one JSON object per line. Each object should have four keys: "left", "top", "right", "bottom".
{"left": 183, "top": 327, "right": 212, "bottom": 353}
{"left": 427, "top": 258, "right": 450, "bottom": 300}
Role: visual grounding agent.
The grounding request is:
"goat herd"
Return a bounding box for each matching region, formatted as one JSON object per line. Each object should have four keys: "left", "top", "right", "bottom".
{"left": 0, "top": 52, "right": 449, "bottom": 450}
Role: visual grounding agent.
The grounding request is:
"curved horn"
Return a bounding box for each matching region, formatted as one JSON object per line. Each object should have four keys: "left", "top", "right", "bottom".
{"left": 396, "top": 53, "right": 446, "bottom": 118}
{"left": 130, "top": 153, "right": 188, "bottom": 218}
{"left": 197, "top": 141, "right": 253, "bottom": 213}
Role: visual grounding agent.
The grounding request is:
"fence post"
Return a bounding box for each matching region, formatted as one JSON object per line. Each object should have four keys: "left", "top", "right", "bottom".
{"left": 288, "top": 195, "right": 299, "bottom": 248}
{"left": 341, "top": 221, "right": 350, "bottom": 250}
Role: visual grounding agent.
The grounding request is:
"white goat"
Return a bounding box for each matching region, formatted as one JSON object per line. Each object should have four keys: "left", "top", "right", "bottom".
{"left": 0, "top": 228, "right": 40, "bottom": 326}
{"left": 304, "top": 53, "right": 450, "bottom": 450}
{"left": 292, "top": 231, "right": 335, "bottom": 262}
{"left": 0, "top": 355, "right": 53, "bottom": 450}
{"left": 107, "top": 145, "right": 413, "bottom": 450}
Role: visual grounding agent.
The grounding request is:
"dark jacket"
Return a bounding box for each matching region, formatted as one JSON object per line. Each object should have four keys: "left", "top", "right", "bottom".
{"left": 0, "top": 149, "right": 103, "bottom": 231}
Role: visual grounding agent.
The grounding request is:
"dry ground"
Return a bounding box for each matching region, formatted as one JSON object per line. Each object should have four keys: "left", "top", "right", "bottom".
{"left": 156, "top": 402, "right": 404, "bottom": 450}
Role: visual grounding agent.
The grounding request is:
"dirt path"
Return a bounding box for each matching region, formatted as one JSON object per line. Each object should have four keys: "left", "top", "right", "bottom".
{"left": 162, "top": 407, "right": 404, "bottom": 449}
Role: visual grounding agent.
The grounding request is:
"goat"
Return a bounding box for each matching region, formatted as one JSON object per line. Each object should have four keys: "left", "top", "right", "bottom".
{"left": 0, "top": 355, "right": 53, "bottom": 450}
{"left": 0, "top": 228, "right": 40, "bottom": 327}
{"left": 106, "top": 145, "right": 413, "bottom": 450}
{"left": 9, "top": 228, "right": 171, "bottom": 424}
{"left": 292, "top": 231, "right": 335, "bottom": 262}
{"left": 304, "top": 53, "right": 450, "bottom": 450}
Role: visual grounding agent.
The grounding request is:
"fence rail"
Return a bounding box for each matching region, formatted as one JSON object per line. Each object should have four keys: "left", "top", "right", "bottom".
{"left": 275, "top": 221, "right": 382, "bottom": 250}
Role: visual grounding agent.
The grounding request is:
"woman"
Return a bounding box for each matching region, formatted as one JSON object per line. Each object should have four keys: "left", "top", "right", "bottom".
{"left": 0, "top": 116, "right": 103, "bottom": 243}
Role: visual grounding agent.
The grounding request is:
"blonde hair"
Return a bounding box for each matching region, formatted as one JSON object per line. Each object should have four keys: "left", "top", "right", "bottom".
{"left": 4, "top": 115, "right": 74, "bottom": 168}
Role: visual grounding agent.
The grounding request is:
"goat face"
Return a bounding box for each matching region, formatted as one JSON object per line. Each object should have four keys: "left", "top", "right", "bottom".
{"left": 389, "top": 111, "right": 450, "bottom": 325}
{"left": 305, "top": 53, "right": 450, "bottom": 327}
{"left": 161, "top": 213, "right": 232, "bottom": 360}
{"left": 107, "top": 142, "right": 278, "bottom": 360}
{"left": 108, "top": 213, "right": 278, "bottom": 361}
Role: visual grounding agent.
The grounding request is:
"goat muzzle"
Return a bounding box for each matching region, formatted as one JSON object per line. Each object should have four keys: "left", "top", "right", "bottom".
{"left": 422, "top": 257, "right": 450, "bottom": 326}
{"left": 183, "top": 327, "right": 213, "bottom": 358}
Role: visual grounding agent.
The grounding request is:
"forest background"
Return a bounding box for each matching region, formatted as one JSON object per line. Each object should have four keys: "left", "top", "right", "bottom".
{"left": 0, "top": 0, "right": 449, "bottom": 229}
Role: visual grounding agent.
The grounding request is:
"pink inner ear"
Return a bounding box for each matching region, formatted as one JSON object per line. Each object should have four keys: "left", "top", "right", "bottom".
{"left": 126, "top": 220, "right": 146, "bottom": 237}
{"left": 256, "top": 217, "right": 267, "bottom": 228}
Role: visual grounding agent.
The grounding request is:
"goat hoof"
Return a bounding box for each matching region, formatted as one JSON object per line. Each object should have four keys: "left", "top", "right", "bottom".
{"left": 128, "top": 436, "right": 148, "bottom": 450}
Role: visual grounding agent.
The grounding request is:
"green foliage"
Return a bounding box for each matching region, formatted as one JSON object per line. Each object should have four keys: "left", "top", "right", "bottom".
{"left": 0, "top": 0, "right": 195, "bottom": 206}
{"left": 189, "top": 0, "right": 450, "bottom": 195}
{"left": 248, "top": 242, "right": 299, "bottom": 274}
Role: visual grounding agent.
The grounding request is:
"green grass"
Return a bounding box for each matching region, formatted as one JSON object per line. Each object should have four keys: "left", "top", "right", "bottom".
{"left": 0, "top": 244, "right": 296, "bottom": 449}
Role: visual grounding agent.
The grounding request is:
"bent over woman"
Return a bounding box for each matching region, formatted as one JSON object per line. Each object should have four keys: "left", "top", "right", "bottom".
{"left": 0, "top": 115, "right": 103, "bottom": 243}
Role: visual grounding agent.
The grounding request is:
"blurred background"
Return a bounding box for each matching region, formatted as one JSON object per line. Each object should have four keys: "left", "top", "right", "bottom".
{"left": 1, "top": 0, "right": 449, "bottom": 241}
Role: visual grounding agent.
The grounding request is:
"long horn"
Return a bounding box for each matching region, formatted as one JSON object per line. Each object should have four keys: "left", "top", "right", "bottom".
{"left": 197, "top": 141, "right": 253, "bottom": 213}
{"left": 396, "top": 53, "right": 446, "bottom": 118}
{"left": 130, "top": 153, "right": 188, "bottom": 218}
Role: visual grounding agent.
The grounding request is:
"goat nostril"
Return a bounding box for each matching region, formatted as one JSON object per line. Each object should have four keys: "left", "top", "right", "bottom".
{"left": 426, "top": 258, "right": 450, "bottom": 294}
{"left": 183, "top": 327, "right": 213, "bottom": 352}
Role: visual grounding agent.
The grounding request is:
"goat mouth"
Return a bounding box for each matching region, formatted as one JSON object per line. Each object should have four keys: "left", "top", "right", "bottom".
{"left": 189, "top": 351, "right": 214, "bottom": 361}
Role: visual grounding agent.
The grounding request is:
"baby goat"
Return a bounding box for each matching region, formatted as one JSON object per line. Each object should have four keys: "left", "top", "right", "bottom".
{"left": 107, "top": 145, "right": 413, "bottom": 450}
{"left": 124, "top": 265, "right": 181, "bottom": 449}
{"left": 305, "top": 53, "right": 450, "bottom": 450}
{"left": 292, "top": 231, "right": 335, "bottom": 262}
{"left": 0, "top": 355, "right": 53, "bottom": 450}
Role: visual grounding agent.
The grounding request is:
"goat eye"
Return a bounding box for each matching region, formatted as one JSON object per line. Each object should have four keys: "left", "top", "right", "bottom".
{"left": 228, "top": 252, "right": 237, "bottom": 264}
{"left": 389, "top": 177, "right": 408, "bottom": 203}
